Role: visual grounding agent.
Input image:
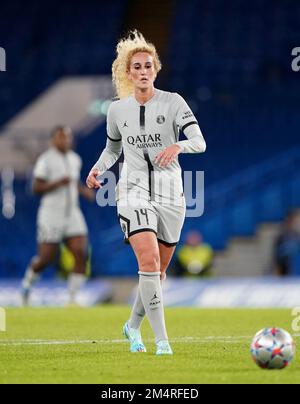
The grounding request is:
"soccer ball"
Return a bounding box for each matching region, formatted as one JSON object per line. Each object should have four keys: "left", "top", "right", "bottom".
{"left": 250, "top": 328, "right": 296, "bottom": 370}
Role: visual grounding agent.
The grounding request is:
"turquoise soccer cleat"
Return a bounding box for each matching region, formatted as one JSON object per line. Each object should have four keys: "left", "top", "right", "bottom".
{"left": 123, "top": 322, "right": 147, "bottom": 353}
{"left": 156, "top": 340, "right": 173, "bottom": 356}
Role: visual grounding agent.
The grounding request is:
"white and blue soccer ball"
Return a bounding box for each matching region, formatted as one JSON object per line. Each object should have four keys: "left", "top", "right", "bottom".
{"left": 251, "top": 328, "right": 296, "bottom": 370}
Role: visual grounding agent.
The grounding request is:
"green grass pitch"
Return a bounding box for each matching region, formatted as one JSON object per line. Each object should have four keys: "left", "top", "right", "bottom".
{"left": 0, "top": 306, "right": 299, "bottom": 384}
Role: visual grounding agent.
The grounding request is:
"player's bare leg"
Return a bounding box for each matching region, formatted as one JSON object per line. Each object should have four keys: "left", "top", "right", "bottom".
{"left": 159, "top": 242, "right": 177, "bottom": 282}
{"left": 64, "top": 236, "right": 88, "bottom": 305}
{"left": 21, "top": 243, "right": 59, "bottom": 306}
{"left": 127, "top": 232, "right": 172, "bottom": 355}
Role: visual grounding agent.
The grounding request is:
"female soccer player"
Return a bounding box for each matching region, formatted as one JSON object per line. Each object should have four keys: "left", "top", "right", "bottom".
{"left": 87, "top": 31, "right": 206, "bottom": 355}
{"left": 22, "top": 126, "right": 94, "bottom": 306}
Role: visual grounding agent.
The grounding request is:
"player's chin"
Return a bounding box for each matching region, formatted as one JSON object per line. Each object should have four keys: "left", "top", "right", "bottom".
{"left": 138, "top": 81, "right": 151, "bottom": 89}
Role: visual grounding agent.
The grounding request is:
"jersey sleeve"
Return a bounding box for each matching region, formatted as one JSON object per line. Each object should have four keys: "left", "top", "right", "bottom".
{"left": 107, "top": 102, "right": 122, "bottom": 142}
{"left": 33, "top": 155, "right": 49, "bottom": 180}
{"left": 92, "top": 103, "right": 123, "bottom": 175}
{"left": 173, "top": 93, "right": 206, "bottom": 154}
{"left": 174, "top": 93, "right": 198, "bottom": 132}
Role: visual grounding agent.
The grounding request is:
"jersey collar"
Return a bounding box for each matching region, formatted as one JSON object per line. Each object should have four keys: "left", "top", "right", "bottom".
{"left": 131, "top": 88, "right": 159, "bottom": 107}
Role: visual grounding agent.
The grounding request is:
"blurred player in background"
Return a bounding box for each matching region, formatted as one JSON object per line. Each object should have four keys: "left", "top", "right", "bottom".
{"left": 21, "top": 126, "right": 94, "bottom": 306}
{"left": 86, "top": 31, "right": 206, "bottom": 355}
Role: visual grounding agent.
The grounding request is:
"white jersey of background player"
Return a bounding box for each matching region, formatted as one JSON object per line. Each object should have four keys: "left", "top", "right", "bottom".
{"left": 87, "top": 31, "right": 206, "bottom": 355}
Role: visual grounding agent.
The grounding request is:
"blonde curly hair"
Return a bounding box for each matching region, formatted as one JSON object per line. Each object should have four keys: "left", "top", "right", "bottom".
{"left": 112, "top": 30, "right": 162, "bottom": 99}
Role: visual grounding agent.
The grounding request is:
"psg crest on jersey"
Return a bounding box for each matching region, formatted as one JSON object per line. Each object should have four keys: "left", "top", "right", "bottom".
{"left": 156, "top": 115, "right": 165, "bottom": 124}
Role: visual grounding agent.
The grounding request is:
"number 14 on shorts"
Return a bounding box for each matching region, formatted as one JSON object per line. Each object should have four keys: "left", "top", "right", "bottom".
{"left": 135, "top": 209, "right": 150, "bottom": 226}
{"left": 0, "top": 308, "right": 6, "bottom": 332}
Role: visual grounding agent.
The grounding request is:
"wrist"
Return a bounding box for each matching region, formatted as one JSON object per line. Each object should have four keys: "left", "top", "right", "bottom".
{"left": 175, "top": 143, "right": 183, "bottom": 153}
{"left": 91, "top": 168, "right": 100, "bottom": 176}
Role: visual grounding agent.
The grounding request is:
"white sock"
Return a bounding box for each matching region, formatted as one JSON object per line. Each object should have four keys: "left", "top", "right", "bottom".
{"left": 138, "top": 271, "right": 168, "bottom": 343}
{"left": 68, "top": 273, "right": 86, "bottom": 303}
{"left": 128, "top": 287, "right": 146, "bottom": 329}
{"left": 128, "top": 276, "right": 166, "bottom": 330}
{"left": 22, "top": 267, "right": 39, "bottom": 290}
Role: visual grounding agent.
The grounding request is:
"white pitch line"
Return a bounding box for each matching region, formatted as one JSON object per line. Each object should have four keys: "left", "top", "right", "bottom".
{"left": 0, "top": 335, "right": 299, "bottom": 347}
{"left": 0, "top": 336, "right": 251, "bottom": 347}
{"left": 0, "top": 339, "right": 125, "bottom": 347}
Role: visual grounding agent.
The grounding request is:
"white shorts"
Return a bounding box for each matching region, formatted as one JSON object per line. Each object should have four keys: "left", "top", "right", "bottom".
{"left": 37, "top": 206, "right": 88, "bottom": 244}
{"left": 117, "top": 196, "right": 186, "bottom": 246}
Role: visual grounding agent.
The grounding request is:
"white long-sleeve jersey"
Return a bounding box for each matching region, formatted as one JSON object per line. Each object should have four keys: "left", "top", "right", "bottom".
{"left": 93, "top": 89, "right": 206, "bottom": 203}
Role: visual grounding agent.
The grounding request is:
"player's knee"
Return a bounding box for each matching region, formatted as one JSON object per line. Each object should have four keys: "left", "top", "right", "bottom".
{"left": 139, "top": 251, "right": 161, "bottom": 273}
{"left": 70, "top": 246, "right": 86, "bottom": 261}
{"left": 36, "top": 254, "right": 55, "bottom": 269}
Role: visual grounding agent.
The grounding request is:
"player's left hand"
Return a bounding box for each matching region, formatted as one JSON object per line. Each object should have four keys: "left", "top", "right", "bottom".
{"left": 155, "top": 144, "right": 182, "bottom": 168}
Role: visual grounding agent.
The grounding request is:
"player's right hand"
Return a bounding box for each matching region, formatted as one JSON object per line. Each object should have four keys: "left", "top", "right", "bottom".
{"left": 86, "top": 169, "right": 102, "bottom": 189}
